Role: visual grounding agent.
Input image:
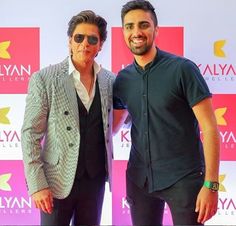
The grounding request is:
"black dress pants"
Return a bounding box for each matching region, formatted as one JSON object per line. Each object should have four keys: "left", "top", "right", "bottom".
{"left": 126, "top": 168, "right": 205, "bottom": 226}
{"left": 41, "top": 171, "right": 106, "bottom": 226}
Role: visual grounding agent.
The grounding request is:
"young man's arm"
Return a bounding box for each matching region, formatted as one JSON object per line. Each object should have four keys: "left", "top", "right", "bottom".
{"left": 192, "top": 97, "right": 220, "bottom": 224}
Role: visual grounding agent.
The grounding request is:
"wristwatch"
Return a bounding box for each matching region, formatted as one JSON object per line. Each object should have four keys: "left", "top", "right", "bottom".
{"left": 203, "top": 181, "right": 219, "bottom": 192}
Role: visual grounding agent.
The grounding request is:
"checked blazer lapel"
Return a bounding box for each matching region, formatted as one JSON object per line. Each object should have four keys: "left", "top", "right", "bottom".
{"left": 59, "top": 59, "right": 79, "bottom": 124}
{"left": 97, "top": 68, "right": 109, "bottom": 132}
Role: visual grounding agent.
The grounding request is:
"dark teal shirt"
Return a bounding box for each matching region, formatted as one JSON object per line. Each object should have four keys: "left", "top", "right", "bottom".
{"left": 113, "top": 49, "right": 211, "bottom": 192}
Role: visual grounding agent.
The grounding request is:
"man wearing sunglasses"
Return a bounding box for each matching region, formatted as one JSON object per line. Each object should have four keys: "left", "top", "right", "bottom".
{"left": 21, "top": 10, "right": 115, "bottom": 226}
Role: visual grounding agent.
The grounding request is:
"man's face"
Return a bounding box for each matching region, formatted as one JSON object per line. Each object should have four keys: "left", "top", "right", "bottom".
{"left": 69, "top": 23, "right": 102, "bottom": 64}
{"left": 123, "top": 9, "right": 157, "bottom": 56}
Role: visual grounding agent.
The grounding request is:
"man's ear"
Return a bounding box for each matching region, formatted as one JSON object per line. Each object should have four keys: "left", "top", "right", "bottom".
{"left": 155, "top": 26, "right": 159, "bottom": 37}
{"left": 69, "top": 36, "right": 72, "bottom": 45}
{"left": 99, "top": 41, "right": 104, "bottom": 51}
{"left": 68, "top": 37, "right": 72, "bottom": 55}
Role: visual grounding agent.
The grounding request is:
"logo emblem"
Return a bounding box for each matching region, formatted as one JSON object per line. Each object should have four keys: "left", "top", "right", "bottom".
{"left": 0, "top": 173, "right": 12, "bottom": 191}
{"left": 0, "top": 41, "right": 11, "bottom": 59}
{"left": 214, "top": 107, "right": 227, "bottom": 126}
{"left": 219, "top": 174, "right": 226, "bottom": 192}
{"left": 214, "top": 40, "right": 226, "bottom": 57}
{"left": 0, "top": 107, "right": 10, "bottom": 124}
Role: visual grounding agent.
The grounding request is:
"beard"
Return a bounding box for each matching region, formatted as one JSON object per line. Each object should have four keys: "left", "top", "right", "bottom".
{"left": 129, "top": 43, "right": 152, "bottom": 55}
{"left": 128, "top": 35, "right": 154, "bottom": 56}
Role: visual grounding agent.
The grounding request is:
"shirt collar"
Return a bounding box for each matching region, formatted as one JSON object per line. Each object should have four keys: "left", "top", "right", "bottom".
{"left": 134, "top": 47, "right": 161, "bottom": 72}
{"left": 68, "top": 56, "right": 101, "bottom": 76}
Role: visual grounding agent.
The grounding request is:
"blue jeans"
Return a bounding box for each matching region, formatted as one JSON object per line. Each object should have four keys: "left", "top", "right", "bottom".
{"left": 126, "top": 168, "right": 204, "bottom": 225}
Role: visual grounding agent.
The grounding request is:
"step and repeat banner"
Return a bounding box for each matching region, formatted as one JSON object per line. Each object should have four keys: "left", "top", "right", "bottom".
{"left": 1, "top": 0, "right": 236, "bottom": 225}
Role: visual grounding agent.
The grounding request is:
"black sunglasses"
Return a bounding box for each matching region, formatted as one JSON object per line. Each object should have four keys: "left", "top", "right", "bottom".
{"left": 73, "top": 34, "right": 99, "bottom": 45}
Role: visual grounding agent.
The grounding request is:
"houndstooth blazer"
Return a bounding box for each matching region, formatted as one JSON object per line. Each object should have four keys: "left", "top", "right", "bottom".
{"left": 21, "top": 58, "right": 115, "bottom": 199}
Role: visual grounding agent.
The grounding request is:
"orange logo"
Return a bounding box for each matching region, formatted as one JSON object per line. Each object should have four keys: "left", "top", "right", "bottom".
{"left": 214, "top": 40, "right": 226, "bottom": 57}
{"left": 214, "top": 107, "right": 227, "bottom": 126}
{"left": 219, "top": 174, "right": 226, "bottom": 192}
{"left": 0, "top": 41, "right": 11, "bottom": 59}
{"left": 0, "top": 107, "right": 10, "bottom": 124}
{"left": 0, "top": 173, "right": 12, "bottom": 191}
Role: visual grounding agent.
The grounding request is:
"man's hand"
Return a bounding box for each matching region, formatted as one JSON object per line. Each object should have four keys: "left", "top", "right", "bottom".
{"left": 32, "top": 188, "right": 54, "bottom": 214}
{"left": 195, "top": 186, "right": 218, "bottom": 224}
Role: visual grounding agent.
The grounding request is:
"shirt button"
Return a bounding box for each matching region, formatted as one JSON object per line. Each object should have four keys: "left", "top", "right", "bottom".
{"left": 64, "top": 111, "right": 69, "bottom": 115}
{"left": 68, "top": 143, "right": 74, "bottom": 147}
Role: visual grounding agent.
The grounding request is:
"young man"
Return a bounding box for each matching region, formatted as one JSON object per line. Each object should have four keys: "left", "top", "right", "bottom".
{"left": 113, "top": 0, "right": 220, "bottom": 225}
{"left": 21, "top": 10, "right": 115, "bottom": 226}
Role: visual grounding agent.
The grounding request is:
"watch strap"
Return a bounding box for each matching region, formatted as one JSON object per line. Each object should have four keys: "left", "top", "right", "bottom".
{"left": 203, "top": 181, "right": 219, "bottom": 191}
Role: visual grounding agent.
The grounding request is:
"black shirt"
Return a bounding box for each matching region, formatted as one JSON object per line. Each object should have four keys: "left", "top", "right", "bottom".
{"left": 113, "top": 48, "right": 211, "bottom": 192}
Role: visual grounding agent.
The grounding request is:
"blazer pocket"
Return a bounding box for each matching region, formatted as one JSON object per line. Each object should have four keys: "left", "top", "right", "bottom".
{"left": 43, "top": 151, "right": 59, "bottom": 166}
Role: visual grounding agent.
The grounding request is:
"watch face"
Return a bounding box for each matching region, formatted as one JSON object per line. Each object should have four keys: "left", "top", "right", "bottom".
{"left": 204, "top": 181, "right": 219, "bottom": 191}
{"left": 211, "top": 182, "right": 219, "bottom": 191}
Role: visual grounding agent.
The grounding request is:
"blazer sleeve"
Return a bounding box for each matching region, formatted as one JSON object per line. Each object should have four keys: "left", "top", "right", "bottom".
{"left": 21, "top": 71, "right": 49, "bottom": 196}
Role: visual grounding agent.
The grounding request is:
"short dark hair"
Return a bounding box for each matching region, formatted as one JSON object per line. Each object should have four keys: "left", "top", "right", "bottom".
{"left": 121, "top": 0, "right": 158, "bottom": 27}
{"left": 67, "top": 10, "right": 107, "bottom": 42}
